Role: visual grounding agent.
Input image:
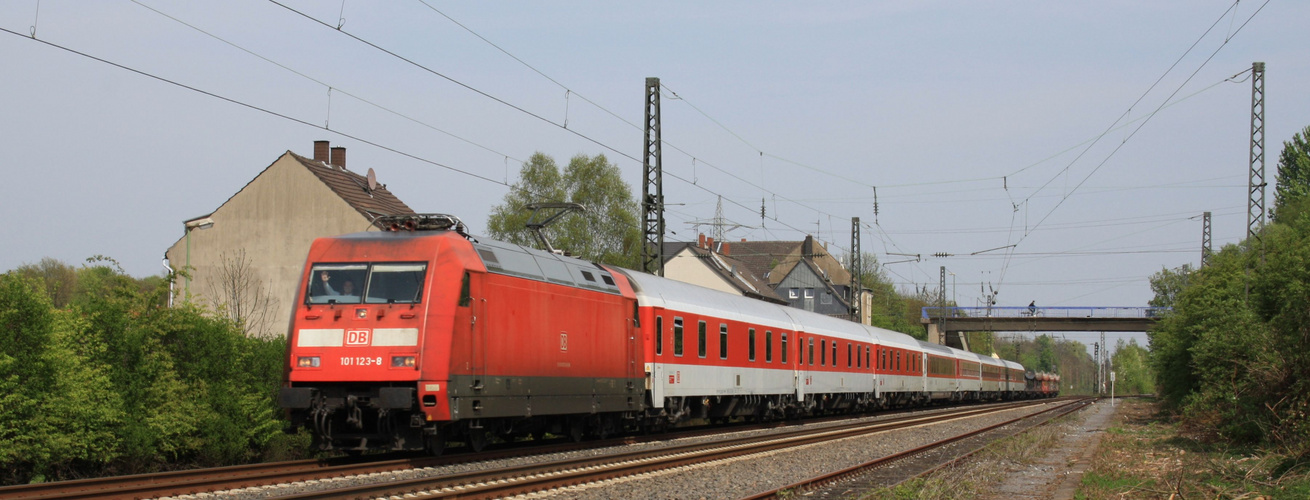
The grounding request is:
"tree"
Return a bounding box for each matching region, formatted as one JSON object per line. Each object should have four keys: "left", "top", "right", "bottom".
{"left": 1147, "top": 263, "right": 1192, "bottom": 309}
{"left": 12, "top": 258, "right": 77, "bottom": 307}
{"left": 205, "top": 250, "right": 279, "bottom": 338}
{"left": 1110, "top": 338, "right": 1153, "bottom": 395}
{"left": 1273, "top": 124, "right": 1310, "bottom": 222}
{"left": 487, "top": 152, "right": 642, "bottom": 269}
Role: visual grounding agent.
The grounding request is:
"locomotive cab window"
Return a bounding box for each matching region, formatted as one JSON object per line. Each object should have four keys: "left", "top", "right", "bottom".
{"left": 365, "top": 263, "right": 428, "bottom": 304}
{"left": 307, "top": 264, "right": 369, "bottom": 304}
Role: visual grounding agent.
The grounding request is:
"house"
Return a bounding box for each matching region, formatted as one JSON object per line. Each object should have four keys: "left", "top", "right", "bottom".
{"left": 661, "top": 235, "right": 787, "bottom": 305}
{"left": 730, "top": 236, "right": 870, "bottom": 321}
{"left": 164, "top": 141, "right": 415, "bottom": 337}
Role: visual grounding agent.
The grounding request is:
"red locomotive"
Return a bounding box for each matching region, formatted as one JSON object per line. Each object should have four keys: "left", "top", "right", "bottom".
{"left": 278, "top": 214, "right": 1059, "bottom": 454}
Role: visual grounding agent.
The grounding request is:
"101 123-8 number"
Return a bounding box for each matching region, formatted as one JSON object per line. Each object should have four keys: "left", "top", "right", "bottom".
{"left": 341, "top": 356, "right": 383, "bottom": 367}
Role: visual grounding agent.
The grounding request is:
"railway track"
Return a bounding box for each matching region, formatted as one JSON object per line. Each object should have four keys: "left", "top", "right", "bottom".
{"left": 741, "top": 396, "right": 1096, "bottom": 499}
{"left": 265, "top": 399, "right": 1059, "bottom": 499}
{"left": 0, "top": 398, "right": 1061, "bottom": 500}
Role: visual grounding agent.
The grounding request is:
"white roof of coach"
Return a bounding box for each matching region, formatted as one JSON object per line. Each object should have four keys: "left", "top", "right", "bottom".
{"left": 623, "top": 269, "right": 800, "bottom": 332}
{"left": 621, "top": 269, "right": 921, "bottom": 348}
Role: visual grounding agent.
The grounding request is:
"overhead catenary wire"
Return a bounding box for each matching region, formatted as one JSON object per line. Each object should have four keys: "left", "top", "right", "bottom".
{"left": 131, "top": 0, "right": 528, "bottom": 166}
{"left": 267, "top": 0, "right": 857, "bottom": 253}
{"left": 994, "top": 0, "right": 1268, "bottom": 291}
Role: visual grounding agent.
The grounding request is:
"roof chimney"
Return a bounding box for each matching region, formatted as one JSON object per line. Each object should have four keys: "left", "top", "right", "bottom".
{"left": 722, "top": 242, "right": 731, "bottom": 255}
{"left": 330, "top": 147, "right": 346, "bottom": 169}
{"left": 706, "top": 236, "right": 715, "bottom": 252}
{"left": 802, "top": 235, "right": 814, "bottom": 258}
{"left": 698, "top": 233, "right": 706, "bottom": 249}
{"left": 313, "top": 140, "right": 330, "bottom": 163}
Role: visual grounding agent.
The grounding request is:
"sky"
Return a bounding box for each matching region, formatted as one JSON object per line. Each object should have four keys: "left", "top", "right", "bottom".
{"left": 3, "top": 1, "right": 1307, "bottom": 350}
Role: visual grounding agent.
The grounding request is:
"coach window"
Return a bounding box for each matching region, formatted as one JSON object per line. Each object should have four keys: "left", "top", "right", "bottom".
{"left": 673, "top": 318, "right": 684, "bottom": 357}
{"left": 896, "top": 351, "right": 901, "bottom": 372}
{"left": 847, "top": 343, "right": 853, "bottom": 368}
{"left": 698, "top": 321, "right": 708, "bottom": 358}
{"left": 856, "top": 345, "right": 861, "bottom": 368}
{"left": 765, "top": 331, "right": 773, "bottom": 363}
{"left": 748, "top": 328, "right": 756, "bottom": 362}
{"left": 719, "top": 324, "right": 728, "bottom": 360}
{"left": 655, "top": 317, "right": 664, "bottom": 356}
{"left": 820, "top": 339, "right": 827, "bottom": 366}
{"left": 832, "top": 342, "right": 838, "bottom": 367}
{"left": 808, "top": 338, "right": 815, "bottom": 365}
{"left": 866, "top": 347, "right": 871, "bottom": 370}
{"left": 780, "top": 333, "right": 788, "bottom": 364}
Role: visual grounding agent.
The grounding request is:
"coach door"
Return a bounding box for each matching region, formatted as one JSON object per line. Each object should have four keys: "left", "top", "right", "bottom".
{"left": 650, "top": 311, "right": 666, "bottom": 408}
{"left": 794, "top": 333, "right": 806, "bottom": 400}
{"left": 627, "top": 300, "right": 640, "bottom": 407}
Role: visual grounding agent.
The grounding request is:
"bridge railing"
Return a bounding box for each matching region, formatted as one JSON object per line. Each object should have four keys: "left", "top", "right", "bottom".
{"left": 921, "top": 306, "right": 1170, "bottom": 320}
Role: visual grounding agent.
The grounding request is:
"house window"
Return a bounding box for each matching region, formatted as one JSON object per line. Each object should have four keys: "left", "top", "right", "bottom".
{"left": 780, "top": 333, "right": 788, "bottom": 364}
{"left": 748, "top": 328, "right": 756, "bottom": 362}
{"left": 719, "top": 324, "right": 728, "bottom": 360}
{"left": 673, "top": 318, "right": 684, "bottom": 356}
{"left": 821, "top": 292, "right": 832, "bottom": 305}
{"left": 656, "top": 316, "right": 663, "bottom": 355}
{"left": 698, "top": 321, "right": 707, "bottom": 358}
{"left": 765, "top": 331, "right": 773, "bottom": 363}
{"left": 804, "top": 288, "right": 814, "bottom": 298}
{"left": 789, "top": 288, "right": 799, "bottom": 299}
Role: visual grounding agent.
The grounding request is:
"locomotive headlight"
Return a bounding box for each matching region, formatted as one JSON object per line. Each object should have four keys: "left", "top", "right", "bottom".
{"left": 297, "top": 356, "right": 320, "bottom": 368}
{"left": 391, "top": 356, "right": 416, "bottom": 367}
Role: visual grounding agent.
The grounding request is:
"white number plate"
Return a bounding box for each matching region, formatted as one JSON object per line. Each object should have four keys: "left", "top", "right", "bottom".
{"left": 341, "top": 356, "right": 383, "bottom": 367}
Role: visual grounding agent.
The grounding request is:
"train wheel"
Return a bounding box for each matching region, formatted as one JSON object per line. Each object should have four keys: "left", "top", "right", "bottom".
{"left": 467, "top": 429, "right": 489, "bottom": 452}
{"left": 567, "top": 417, "right": 585, "bottom": 443}
{"left": 425, "top": 428, "right": 445, "bottom": 457}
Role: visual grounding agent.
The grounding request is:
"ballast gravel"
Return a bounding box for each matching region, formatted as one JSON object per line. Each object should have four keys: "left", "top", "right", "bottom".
{"left": 159, "top": 401, "right": 1061, "bottom": 500}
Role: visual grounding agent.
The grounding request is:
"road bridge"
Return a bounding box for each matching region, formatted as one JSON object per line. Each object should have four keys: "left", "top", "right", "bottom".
{"left": 920, "top": 306, "right": 1168, "bottom": 350}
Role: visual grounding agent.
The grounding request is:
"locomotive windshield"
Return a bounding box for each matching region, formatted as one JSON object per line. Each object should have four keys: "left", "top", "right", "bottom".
{"left": 306, "top": 262, "right": 427, "bottom": 304}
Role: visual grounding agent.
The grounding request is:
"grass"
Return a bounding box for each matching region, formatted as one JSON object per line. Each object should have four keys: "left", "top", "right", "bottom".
{"left": 857, "top": 412, "right": 1077, "bottom": 500}
{"left": 1076, "top": 398, "right": 1310, "bottom": 499}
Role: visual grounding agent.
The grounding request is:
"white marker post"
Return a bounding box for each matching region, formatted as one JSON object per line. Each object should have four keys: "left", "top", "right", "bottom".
{"left": 1110, "top": 371, "right": 1116, "bottom": 405}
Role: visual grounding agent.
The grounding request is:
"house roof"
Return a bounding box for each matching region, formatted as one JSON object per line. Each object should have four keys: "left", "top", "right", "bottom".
{"left": 671, "top": 245, "right": 787, "bottom": 304}
{"left": 770, "top": 235, "right": 851, "bottom": 287}
{"left": 724, "top": 240, "right": 802, "bottom": 282}
{"left": 289, "top": 152, "right": 415, "bottom": 226}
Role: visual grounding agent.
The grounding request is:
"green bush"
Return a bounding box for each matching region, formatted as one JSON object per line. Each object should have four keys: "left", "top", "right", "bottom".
{"left": 1149, "top": 194, "right": 1310, "bottom": 451}
{"left": 0, "top": 260, "right": 294, "bottom": 485}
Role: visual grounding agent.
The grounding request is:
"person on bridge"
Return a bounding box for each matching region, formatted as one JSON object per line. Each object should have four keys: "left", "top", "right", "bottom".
{"left": 1028, "top": 301, "right": 1037, "bottom": 316}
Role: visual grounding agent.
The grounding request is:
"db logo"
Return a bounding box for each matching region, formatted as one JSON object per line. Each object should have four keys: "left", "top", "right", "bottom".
{"left": 345, "top": 329, "right": 371, "bottom": 346}
{"left": 559, "top": 332, "right": 568, "bottom": 351}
